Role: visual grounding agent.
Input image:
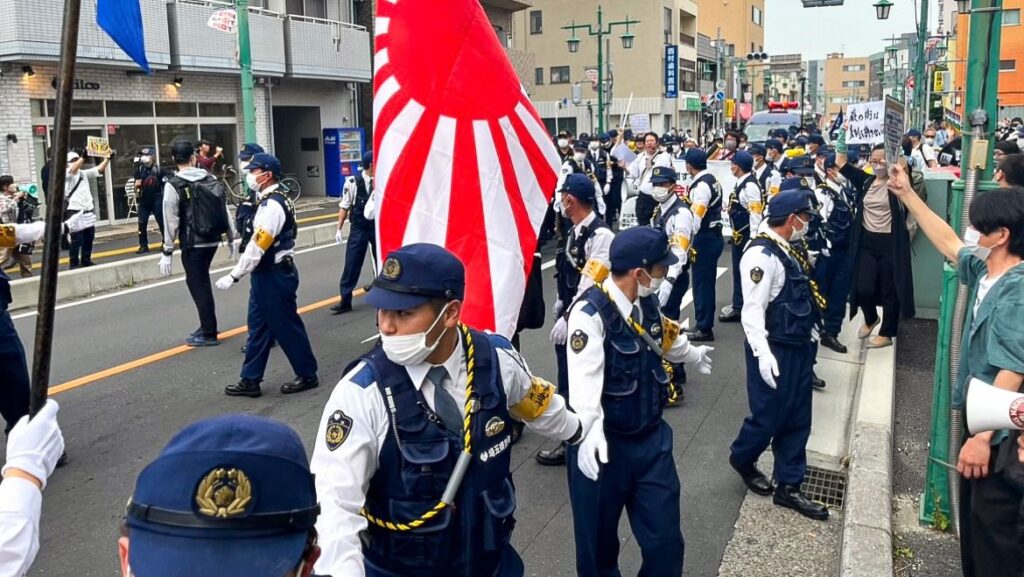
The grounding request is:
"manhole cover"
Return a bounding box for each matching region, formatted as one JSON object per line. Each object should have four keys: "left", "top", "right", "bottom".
{"left": 801, "top": 465, "right": 847, "bottom": 509}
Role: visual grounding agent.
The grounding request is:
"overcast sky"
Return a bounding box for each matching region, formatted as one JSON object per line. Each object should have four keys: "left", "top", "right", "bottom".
{"left": 764, "top": 0, "right": 942, "bottom": 61}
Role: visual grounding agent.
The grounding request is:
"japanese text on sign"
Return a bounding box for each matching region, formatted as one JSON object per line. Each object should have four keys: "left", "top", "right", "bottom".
{"left": 665, "top": 45, "right": 678, "bottom": 99}
{"left": 846, "top": 101, "right": 885, "bottom": 145}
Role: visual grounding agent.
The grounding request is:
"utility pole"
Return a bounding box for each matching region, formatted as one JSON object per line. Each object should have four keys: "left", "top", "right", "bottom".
{"left": 913, "top": 0, "right": 930, "bottom": 129}
{"left": 236, "top": 0, "right": 257, "bottom": 143}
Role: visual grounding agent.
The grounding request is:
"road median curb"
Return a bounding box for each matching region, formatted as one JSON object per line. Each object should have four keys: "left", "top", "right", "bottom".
{"left": 840, "top": 342, "right": 896, "bottom": 577}
{"left": 9, "top": 222, "right": 338, "bottom": 311}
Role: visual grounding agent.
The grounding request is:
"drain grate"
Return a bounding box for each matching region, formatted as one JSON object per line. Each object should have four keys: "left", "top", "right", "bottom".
{"left": 801, "top": 465, "right": 847, "bottom": 509}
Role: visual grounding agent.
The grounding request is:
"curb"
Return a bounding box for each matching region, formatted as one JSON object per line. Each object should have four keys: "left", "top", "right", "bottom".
{"left": 839, "top": 341, "right": 896, "bottom": 577}
{"left": 9, "top": 221, "right": 339, "bottom": 311}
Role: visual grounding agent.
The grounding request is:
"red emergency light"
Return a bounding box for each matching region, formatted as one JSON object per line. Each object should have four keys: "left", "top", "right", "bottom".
{"left": 767, "top": 100, "right": 800, "bottom": 111}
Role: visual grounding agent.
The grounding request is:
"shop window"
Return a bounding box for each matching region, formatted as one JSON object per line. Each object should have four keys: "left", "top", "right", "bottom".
{"left": 157, "top": 124, "right": 199, "bottom": 171}
{"left": 156, "top": 102, "right": 198, "bottom": 117}
{"left": 200, "top": 103, "right": 236, "bottom": 117}
{"left": 199, "top": 124, "right": 238, "bottom": 176}
{"left": 107, "top": 101, "right": 154, "bottom": 117}
{"left": 46, "top": 99, "right": 104, "bottom": 117}
{"left": 108, "top": 125, "right": 158, "bottom": 220}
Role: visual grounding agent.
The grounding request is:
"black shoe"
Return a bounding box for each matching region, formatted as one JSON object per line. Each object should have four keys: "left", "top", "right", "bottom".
{"left": 281, "top": 375, "right": 319, "bottom": 395}
{"left": 774, "top": 484, "right": 829, "bottom": 520}
{"left": 225, "top": 379, "right": 262, "bottom": 398}
{"left": 510, "top": 421, "right": 526, "bottom": 446}
{"left": 56, "top": 450, "right": 69, "bottom": 468}
{"left": 820, "top": 334, "right": 848, "bottom": 354}
{"left": 812, "top": 374, "right": 826, "bottom": 390}
{"left": 81, "top": 260, "right": 95, "bottom": 267}
{"left": 718, "top": 306, "right": 742, "bottom": 323}
{"left": 687, "top": 329, "right": 715, "bottom": 342}
{"left": 69, "top": 262, "right": 80, "bottom": 270}
{"left": 135, "top": 246, "right": 150, "bottom": 254}
{"left": 729, "top": 455, "right": 774, "bottom": 496}
{"left": 535, "top": 443, "right": 566, "bottom": 466}
{"left": 186, "top": 335, "right": 220, "bottom": 347}
{"left": 329, "top": 301, "right": 353, "bottom": 315}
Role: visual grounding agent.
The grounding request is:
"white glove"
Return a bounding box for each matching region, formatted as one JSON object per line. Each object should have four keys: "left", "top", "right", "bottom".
{"left": 215, "top": 274, "right": 235, "bottom": 291}
{"left": 15, "top": 222, "right": 45, "bottom": 244}
{"left": 2, "top": 400, "right": 65, "bottom": 490}
{"left": 64, "top": 212, "right": 96, "bottom": 233}
{"left": 577, "top": 418, "right": 608, "bottom": 481}
{"left": 335, "top": 229, "right": 345, "bottom": 245}
{"left": 158, "top": 254, "right": 173, "bottom": 277}
{"left": 603, "top": 183, "right": 611, "bottom": 195}
{"left": 693, "top": 345, "right": 714, "bottom": 375}
{"left": 549, "top": 317, "right": 568, "bottom": 345}
{"left": 552, "top": 299, "right": 565, "bottom": 318}
{"left": 228, "top": 239, "right": 240, "bottom": 260}
{"left": 657, "top": 278, "right": 674, "bottom": 306}
{"left": 758, "top": 353, "right": 780, "bottom": 389}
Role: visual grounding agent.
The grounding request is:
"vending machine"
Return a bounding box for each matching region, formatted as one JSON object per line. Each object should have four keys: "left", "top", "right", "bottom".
{"left": 323, "top": 127, "right": 366, "bottom": 197}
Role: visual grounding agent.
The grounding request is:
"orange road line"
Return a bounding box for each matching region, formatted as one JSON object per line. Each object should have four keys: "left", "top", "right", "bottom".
{"left": 49, "top": 287, "right": 367, "bottom": 396}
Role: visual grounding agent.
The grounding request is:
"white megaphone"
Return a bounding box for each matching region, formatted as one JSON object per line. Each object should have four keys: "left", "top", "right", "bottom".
{"left": 965, "top": 377, "right": 1024, "bottom": 436}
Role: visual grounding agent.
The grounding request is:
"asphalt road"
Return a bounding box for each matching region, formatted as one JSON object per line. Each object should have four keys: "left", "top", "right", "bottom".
{"left": 8, "top": 242, "right": 760, "bottom": 577}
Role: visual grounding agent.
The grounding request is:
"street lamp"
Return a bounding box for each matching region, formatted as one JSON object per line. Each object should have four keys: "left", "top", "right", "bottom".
{"left": 874, "top": 0, "right": 893, "bottom": 20}
{"left": 563, "top": 7, "right": 641, "bottom": 134}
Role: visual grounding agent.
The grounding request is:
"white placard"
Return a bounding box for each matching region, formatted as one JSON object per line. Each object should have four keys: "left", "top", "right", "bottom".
{"left": 846, "top": 100, "right": 885, "bottom": 145}
{"left": 628, "top": 114, "right": 651, "bottom": 133}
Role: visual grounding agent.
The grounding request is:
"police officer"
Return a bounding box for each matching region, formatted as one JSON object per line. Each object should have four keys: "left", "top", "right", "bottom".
{"left": 815, "top": 154, "right": 856, "bottom": 354}
{"left": 750, "top": 143, "right": 780, "bottom": 199}
{"left": 330, "top": 151, "right": 376, "bottom": 315}
{"left": 628, "top": 132, "right": 673, "bottom": 227}
{"left": 133, "top": 146, "right": 165, "bottom": 254}
{"left": 216, "top": 153, "right": 319, "bottom": 397}
{"left": 565, "top": 226, "right": 713, "bottom": 577}
{"left": 310, "top": 243, "right": 583, "bottom": 577}
{"left": 556, "top": 140, "right": 606, "bottom": 219}
{"left": 682, "top": 147, "right": 724, "bottom": 341}
{"left": 721, "top": 151, "right": 764, "bottom": 323}
{"left": 0, "top": 215, "right": 91, "bottom": 435}
{"left": 728, "top": 183, "right": 829, "bottom": 521}
{"left": 539, "top": 173, "right": 613, "bottom": 466}
{"left": 650, "top": 166, "right": 696, "bottom": 403}
{"left": 555, "top": 130, "right": 573, "bottom": 161}
{"left": 765, "top": 139, "right": 786, "bottom": 172}
{"left": 806, "top": 134, "right": 826, "bottom": 158}
{"left": 588, "top": 132, "right": 611, "bottom": 203}
{"left": 603, "top": 131, "right": 626, "bottom": 226}
{"left": 120, "top": 414, "right": 322, "bottom": 577}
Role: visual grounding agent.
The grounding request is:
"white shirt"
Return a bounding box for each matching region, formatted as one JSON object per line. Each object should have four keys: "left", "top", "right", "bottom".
{"left": 310, "top": 336, "right": 581, "bottom": 577}
{"left": 230, "top": 184, "right": 293, "bottom": 279}
{"left": 566, "top": 278, "right": 701, "bottom": 432}
{"left": 627, "top": 151, "right": 672, "bottom": 197}
{"left": 656, "top": 198, "right": 696, "bottom": 308}
{"left": 740, "top": 228, "right": 792, "bottom": 358}
{"left": 687, "top": 169, "right": 717, "bottom": 231}
{"left": 912, "top": 142, "right": 936, "bottom": 169}
{"left": 733, "top": 173, "right": 764, "bottom": 235}
{"left": 555, "top": 161, "right": 607, "bottom": 217}
{"left": 564, "top": 211, "right": 614, "bottom": 305}
{"left": 339, "top": 172, "right": 373, "bottom": 212}
{"left": 973, "top": 273, "right": 1004, "bottom": 318}
{"left": 65, "top": 168, "right": 99, "bottom": 212}
{"left": 0, "top": 477, "right": 42, "bottom": 577}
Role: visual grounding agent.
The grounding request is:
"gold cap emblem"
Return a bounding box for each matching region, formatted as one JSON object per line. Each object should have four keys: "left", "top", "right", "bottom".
{"left": 382, "top": 257, "right": 402, "bottom": 280}
{"left": 195, "top": 467, "right": 253, "bottom": 518}
{"left": 485, "top": 417, "right": 506, "bottom": 438}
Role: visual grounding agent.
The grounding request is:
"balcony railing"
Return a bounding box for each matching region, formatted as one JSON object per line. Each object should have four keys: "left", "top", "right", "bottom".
{"left": 679, "top": 32, "right": 696, "bottom": 47}
{"left": 167, "top": 0, "right": 286, "bottom": 75}
{"left": 283, "top": 15, "right": 371, "bottom": 80}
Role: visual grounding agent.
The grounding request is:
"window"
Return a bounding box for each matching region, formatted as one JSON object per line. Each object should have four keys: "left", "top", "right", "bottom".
{"left": 550, "top": 66, "right": 570, "bottom": 84}
{"left": 1004, "top": 9, "right": 1021, "bottom": 25}
{"left": 535, "top": 67, "right": 544, "bottom": 86}
{"left": 752, "top": 5, "right": 762, "bottom": 26}
{"left": 286, "top": 0, "right": 325, "bottom": 18}
{"left": 200, "top": 103, "right": 236, "bottom": 117}
{"left": 156, "top": 102, "right": 198, "bottom": 117}
{"left": 664, "top": 7, "right": 673, "bottom": 43}
{"left": 248, "top": 0, "right": 266, "bottom": 7}
{"left": 107, "top": 101, "right": 153, "bottom": 117}
{"left": 830, "top": 96, "right": 846, "bottom": 103}
{"left": 843, "top": 64, "right": 865, "bottom": 72}
{"left": 529, "top": 10, "right": 542, "bottom": 34}
{"left": 842, "top": 80, "right": 866, "bottom": 87}
{"left": 1000, "top": 59, "right": 1017, "bottom": 71}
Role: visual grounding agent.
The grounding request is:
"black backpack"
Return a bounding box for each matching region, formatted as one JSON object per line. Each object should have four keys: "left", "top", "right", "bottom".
{"left": 172, "top": 175, "right": 230, "bottom": 245}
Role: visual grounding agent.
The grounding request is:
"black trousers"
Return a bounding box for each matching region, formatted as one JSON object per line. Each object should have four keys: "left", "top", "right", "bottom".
{"left": 69, "top": 225, "right": 96, "bottom": 266}
{"left": 138, "top": 195, "right": 164, "bottom": 249}
{"left": 635, "top": 192, "right": 657, "bottom": 227}
{"left": 959, "top": 439, "right": 1024, "bottom": 577}
{"left": 182, "top": 246, "right": 219, "bottom": 338}
{"left": 855, "top": 230, "right": 900, "bottom": 337}
{"left": 0, "top": 310, "right": 29, "bottom": 435}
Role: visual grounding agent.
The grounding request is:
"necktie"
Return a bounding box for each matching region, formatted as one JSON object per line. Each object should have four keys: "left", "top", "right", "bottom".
{"left": 631, "top": 304, "right": 642, "bottom": 324}
{"left": 428, "top": 366, "right": 463, "bottom": 436}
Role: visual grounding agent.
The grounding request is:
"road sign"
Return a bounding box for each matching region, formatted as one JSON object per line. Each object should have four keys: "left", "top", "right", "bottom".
{"left": 715, "top": 79, "right": 727, "bottom": 91}
{"left": 715, "top": 91, "right": 725, "bottom": 102}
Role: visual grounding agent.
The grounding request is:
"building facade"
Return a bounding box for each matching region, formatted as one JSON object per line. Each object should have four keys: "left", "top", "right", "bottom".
{"left": 765, "top": 53, "right": 804, "bottom": 104}
{"left": 696, "top": 0, "right": 765, "bottom": 59}
{"left": 954, "top": 0, "right": 1024, "bottom": 116}
{"left": 824, "top": 53, "right": 870, "bottom": 117}
{"left": 869, "top": 52, "right": 884, "bottom": 101}
{"left": 0, "top": 0, "right": 371, "bottom": 221}
{"left": 512, "top": 0, "right": 701, "bottom": 136}
{"left": 806, "top": 59, "right": 826, "bottom": 119}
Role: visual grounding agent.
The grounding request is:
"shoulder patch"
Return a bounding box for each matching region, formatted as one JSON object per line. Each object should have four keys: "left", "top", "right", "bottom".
{"left": 486, "top": 333, "right": 515, "bottom": 351}
{"left": 569, "top": 329, "right": 589, "bottom": 353}
{"left": 750, "top": 267, "right": 764, "bottom": 284}
{"left": 324, "top": 409, "right": 353, "bottom": 451}
{"left": 580, "top": 302, "right": 599, "bottom": 317}
{"left": 348, "top": 363, "right": 376, "bottom": 389}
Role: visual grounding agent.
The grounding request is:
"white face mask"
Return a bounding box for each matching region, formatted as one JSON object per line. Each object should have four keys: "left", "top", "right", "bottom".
{"left": 140, "top": 155, "right": 152, "bottom": 164}
{"left": 964, "top": 227, "right": 992, "bottom": 261}
{"left": 637, "top": 270, "right": 663, "bottom": 298}
{"left": 379, "top": 303, "right": 451, "bottom": 366}
{"left": 652, "top": 185, "right": 673, "bottom": 203}
{"left": 246, "top": 171, "right": 262, "bottom": 190}
{"left": 573, "top": 152, "right": 586, "bottom": 163}
{"left": 589, "top": 142, "right": 600, "bottom": 151}
{"left": 925, "top": 137, "right": 935, "bottom": 146}
{"left": 557, "top": 138, "right": 569, "bottom": 149}
{"left": 790, "top": 215, "right": 809, "bottom": 241}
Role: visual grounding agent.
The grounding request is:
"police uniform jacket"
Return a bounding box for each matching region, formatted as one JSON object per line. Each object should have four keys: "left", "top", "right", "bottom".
{"left": 340, "top": 171, "right": 374, "bottom": 229}
{"left": 229, "top": 184, "right": 296, "bottom": 278}
{"left": 654, "top": 196, "right": 695, "bottom": 306}
{"left": 556, "top": 211, "right": 614, "bottom": 306}
{"left": 556, "top": 160, "right": 607, "bottom": 217}
{"left": 729, "top": 171, "right": 764, "bottom": 239}
{"left": 627, "top": 151, "right": 672, "bottom": 197}
{"left": 686, "top": 169, "right": 722, "bottom": 235}
{"left": 310, "top": 335, "right": 580, "bottom": 577}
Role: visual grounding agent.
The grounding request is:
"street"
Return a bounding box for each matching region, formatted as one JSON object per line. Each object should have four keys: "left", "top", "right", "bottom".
{"left": 10, "top": 243, "right": 756, "bottom": 577}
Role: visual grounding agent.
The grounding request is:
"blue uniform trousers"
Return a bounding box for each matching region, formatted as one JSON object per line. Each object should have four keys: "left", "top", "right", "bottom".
{"left": 0, "top": 310, "right": 29, "bottom": 434}
{"left": 813, "top": 246, "right": 852, "bottom": 337}
{"left": 730, "top": 341, "right": 814, "bottom": 485}
{"left": 365, "top": 544, "right": 524, "bottom": 577}
{"left": 241, "top": 262, "right": 318, "bottom": 382}
{"left": 692, "top": 230, "right": 725, "bottom": 332}
{"left": 339, "top": 224, "right": 376, "bottom": 305}
{"left": 729, "top": 241, "right": 746, "bottom": 310}
{"left": 567, "top": 420, "right": 684, "bottom": 577}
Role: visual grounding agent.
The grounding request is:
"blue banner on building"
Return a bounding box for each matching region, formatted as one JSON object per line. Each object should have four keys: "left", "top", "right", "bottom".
{"left": 665, "top": 45, "right": 678, "bottom": 99}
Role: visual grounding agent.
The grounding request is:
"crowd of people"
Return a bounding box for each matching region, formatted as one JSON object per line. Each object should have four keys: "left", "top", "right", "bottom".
{"left": 2, "top": 111, "right": 1024, "bottom": 577}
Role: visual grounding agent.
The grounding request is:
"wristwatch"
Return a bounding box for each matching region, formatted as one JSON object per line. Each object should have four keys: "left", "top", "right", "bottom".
{"left": 162, "top": 248, "right": 173, "bottom": 256}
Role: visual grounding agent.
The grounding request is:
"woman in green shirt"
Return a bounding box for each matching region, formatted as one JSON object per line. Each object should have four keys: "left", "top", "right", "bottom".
{"left": 887, "top": 164, "right": 1024, "bottom": 577}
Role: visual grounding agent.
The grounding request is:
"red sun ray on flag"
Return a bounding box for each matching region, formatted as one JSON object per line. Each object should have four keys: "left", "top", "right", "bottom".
{"left": 373, "top": 0, "right": 560, "bottom": 337}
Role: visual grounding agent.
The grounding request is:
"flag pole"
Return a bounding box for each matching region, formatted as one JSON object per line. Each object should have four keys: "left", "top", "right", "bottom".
{"left": 30, "top": 0, "right": 83, "bottom": 416}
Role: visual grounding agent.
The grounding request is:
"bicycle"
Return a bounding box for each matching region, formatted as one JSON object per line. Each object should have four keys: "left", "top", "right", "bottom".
{"left": 279, "top": 173, "right": 302, "bottom": 202}
{"left": 219, "top": 166, "right": 302, "bottom": 205}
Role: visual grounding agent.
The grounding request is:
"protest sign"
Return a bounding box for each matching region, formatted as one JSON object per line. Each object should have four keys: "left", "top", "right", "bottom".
{"left": 86, "top": 136, "right": 111, "bottom": 158}
{"left": 884, "top": 96, "right": 906, "bottom": 165}
{"left": 846, "top": 101, "right": 885, "bottom": 145}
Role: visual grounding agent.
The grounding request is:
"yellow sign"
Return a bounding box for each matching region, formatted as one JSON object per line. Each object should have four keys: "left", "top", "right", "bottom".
{"left": 725, "top": 98, "right": 735, "bottom": 119}
{"left": 86, "top": 136, "right": 111, "bottom": 158}
{"left": 933, "top": 70, "right": 944, "bottom": 93}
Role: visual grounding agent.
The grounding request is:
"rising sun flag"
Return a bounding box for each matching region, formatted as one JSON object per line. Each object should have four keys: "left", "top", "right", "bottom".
{"left": 373, "top": 0, "right": 560, "bottom": 337}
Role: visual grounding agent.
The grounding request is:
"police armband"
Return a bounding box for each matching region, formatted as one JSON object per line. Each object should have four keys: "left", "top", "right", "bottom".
{"left": 252, "top": 227, "right": 275, "bottom": 251}
{"left": 581, "top": 258, "right": 609, "bottom": 284}
{"left": 692, "top": 204, "right": 707, "bottom": 218}
{"left": 0, "top": 224, "right": 15, "bottom": 248}
{"left": 661, "top": 318, "right": 681, "bottom": 354}
{"left": 749, "top": 201, "right": 764, "bottom": 215}
{"left": 510, "top": 376, "right": 555, "bottom": 422}
{"left": 670, "top": 233, "right": 690, "bottom": 252}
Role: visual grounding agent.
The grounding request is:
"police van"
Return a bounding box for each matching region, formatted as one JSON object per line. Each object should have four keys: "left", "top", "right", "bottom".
{"left": 743, "top": 101, "right": 803, "bottom": 142}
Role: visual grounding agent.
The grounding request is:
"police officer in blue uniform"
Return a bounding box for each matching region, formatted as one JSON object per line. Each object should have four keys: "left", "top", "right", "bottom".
{"left": 310, "top": 243, "right": 583, "bottom": 577}
{"left": 565, "top": 226, "right": 713, "bottom": 577}
{"left": 216, "top": 153, "right": 319, "bottom": 397}
{"left": 728, "top": 182, "right": 829, "bottom": 521}
{"left": 132, "top": 146, "right": 166, "bottom": 254}
{"left": 603, "top": 131, "right": 626, "bottom": 225}
{"left": 681, "top": 147, "right": 724, "bottom": 341}
{"left": 721, "top": 151, "right": 764, "bottom": 323}
{"left": 121, "top": 414, "right": 322, "bottom": 577}
{"left": 331, "top": 150, "right": 376, "bottom": 315}
{"left": 815, "top": 154, "right": 857, "bottom": 354}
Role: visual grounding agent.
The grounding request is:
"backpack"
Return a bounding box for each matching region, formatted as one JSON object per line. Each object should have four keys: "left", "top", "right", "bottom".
{"left": 173, "top": 175, "right": 230, "bottom": 245}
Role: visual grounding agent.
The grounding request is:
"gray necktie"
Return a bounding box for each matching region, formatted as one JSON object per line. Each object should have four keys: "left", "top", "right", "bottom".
{"left": 631, "top": 304, "right": 642, "bottom": 324}
{"left": 428, "top": 366, "right": 463, "bottom": 436}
